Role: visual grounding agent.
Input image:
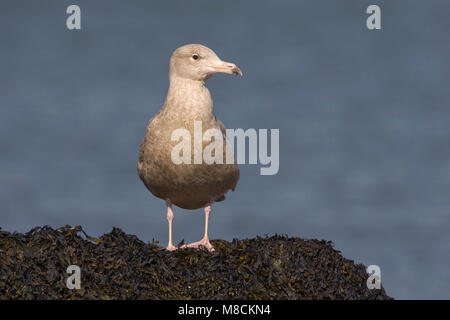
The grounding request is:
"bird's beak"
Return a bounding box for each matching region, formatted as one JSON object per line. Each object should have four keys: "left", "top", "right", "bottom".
{"left": 211, "top": 61, "right": 243, "bottom": 76}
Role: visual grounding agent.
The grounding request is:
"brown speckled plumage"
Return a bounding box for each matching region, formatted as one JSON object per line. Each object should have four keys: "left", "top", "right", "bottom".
{"left": 138, "top": 44, "right": 241, "bottom": 211}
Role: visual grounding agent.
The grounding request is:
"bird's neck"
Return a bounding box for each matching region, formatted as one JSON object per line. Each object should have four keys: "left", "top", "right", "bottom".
{"left": 164, "top": 77, "right": 213, "bottom": 119}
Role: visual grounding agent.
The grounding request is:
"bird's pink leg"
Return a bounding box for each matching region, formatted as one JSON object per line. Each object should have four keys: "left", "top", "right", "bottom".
{"left": 166, "top": 203, "right": 177, "bottom": 251}
{"left": 183, "top": 204, "right": 215, "bottom": 252}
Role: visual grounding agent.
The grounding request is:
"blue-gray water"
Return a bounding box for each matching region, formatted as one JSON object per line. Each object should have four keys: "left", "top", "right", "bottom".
{"left": 1, "top": 0, "right": 449, "bottom": 299}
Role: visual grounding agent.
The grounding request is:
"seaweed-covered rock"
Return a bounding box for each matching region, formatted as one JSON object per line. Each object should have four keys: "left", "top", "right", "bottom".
{"left": 0, "top": 225, "right": 391, "bottom": 299}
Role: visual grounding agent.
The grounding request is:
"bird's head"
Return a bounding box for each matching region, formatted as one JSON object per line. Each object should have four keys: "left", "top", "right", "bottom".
{"left": 169, "top": 44, "right": 243, "bottom": 82}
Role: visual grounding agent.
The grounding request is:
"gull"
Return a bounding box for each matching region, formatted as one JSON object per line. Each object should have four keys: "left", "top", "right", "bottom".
{"left": 138, "top": 44, "right": 242, "bottom": 252}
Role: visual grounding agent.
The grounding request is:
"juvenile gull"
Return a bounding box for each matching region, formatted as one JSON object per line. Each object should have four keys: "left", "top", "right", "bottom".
{"left": 138, "top": 44, "right": 242, "bottom": 252}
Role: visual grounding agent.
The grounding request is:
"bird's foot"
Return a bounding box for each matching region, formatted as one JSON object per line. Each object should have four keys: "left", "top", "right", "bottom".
{"left": 182, "top": 237, "right": 215, "bottom": 252}
{"left": 166, "top": 244, "right": 177, "bottom": 251}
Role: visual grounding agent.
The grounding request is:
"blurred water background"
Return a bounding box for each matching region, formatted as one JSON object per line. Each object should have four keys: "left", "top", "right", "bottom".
{"left": 1, "top": 0, "right": 449, "bottom": 299}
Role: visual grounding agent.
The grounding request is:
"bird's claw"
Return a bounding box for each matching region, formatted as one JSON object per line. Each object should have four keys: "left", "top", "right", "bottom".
{"left": 166, "top": 244, "right": 177, "bottom": 251}
{"left": 181, "top": 238, "right": 215, "bottom": 252}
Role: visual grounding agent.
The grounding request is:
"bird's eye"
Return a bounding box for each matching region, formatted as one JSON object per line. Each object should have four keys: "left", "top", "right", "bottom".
{"left": 192, "top": 54, "right": 199, "bottom": 60}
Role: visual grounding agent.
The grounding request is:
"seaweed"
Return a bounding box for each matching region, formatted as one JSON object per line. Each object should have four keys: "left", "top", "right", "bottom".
{"left": 0, "top": 225, "right": 391, "bottom": 300}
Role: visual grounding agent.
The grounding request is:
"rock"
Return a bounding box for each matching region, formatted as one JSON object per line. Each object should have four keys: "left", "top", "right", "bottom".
{"left": 0, "top": 225, "right": 391, "bottom": 299}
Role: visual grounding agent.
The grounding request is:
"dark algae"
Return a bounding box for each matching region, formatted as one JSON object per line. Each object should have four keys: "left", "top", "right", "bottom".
{"left": 0, "top": 225, "right": 391, "bottom": 299}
